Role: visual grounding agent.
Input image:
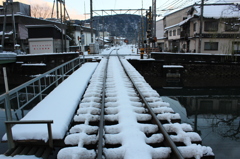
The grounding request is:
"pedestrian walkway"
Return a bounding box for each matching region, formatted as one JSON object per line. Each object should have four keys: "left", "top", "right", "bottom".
{"left": 2, "top": 62, "right": 98, "bottom": 142}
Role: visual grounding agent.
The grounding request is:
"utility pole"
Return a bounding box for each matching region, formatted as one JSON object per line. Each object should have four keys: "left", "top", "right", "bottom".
{"left": 56, "top": 0, "right": 59, "bottom": 19}
{"left": 198, "top": 0, "right": 204, "bottom": 53}
{"left": 60, "top": 0, "right": 64, "bottom": 52}
{"left": 90, "top": 0, "right": 93, "bottom": 43}
{"left": 1, "top": 1, "right": 8, "bottom": 51}
{"left": 10, "top": 1, "right": 16, "bottom": 51}
{"left": 1, "top": 0, "right": 17, "bottom": 52}
{"left": 152, "top": 0, "right": 156, "bottom": 47}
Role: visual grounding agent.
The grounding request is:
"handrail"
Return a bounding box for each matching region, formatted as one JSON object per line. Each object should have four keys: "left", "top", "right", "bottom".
{"left": 5, "top": 120, "right": 54, "bottom": 149}
{"left": 0, "top": 57, "right": 83, "bottom": 120}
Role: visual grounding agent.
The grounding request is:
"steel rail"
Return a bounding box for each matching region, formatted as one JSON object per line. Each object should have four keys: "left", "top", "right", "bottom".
{"left": 116, "top": 52, "right": 184, "bottom": 159}
{"left": 97, "top": 49, "right": 115, "bottom": 159}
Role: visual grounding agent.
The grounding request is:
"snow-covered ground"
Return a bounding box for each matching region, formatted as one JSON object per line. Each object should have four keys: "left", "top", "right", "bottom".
{"left": 1, "top": 45, "right": 214, "bottom": 159}
{"left": 57, "top": 51, "right": 214, "bottom": 158}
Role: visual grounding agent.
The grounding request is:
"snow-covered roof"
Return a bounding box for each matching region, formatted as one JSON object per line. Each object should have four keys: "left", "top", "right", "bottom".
{"left": 164, "top": 3, "right": 240, "bottom": 30}
{"left": 194, "top": 4, "right": 240, "bottom": 19}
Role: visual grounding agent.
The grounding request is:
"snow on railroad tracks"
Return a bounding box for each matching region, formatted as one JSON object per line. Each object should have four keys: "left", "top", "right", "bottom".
{"left": 58, "top": 56, "right": 214, "bottom": 159}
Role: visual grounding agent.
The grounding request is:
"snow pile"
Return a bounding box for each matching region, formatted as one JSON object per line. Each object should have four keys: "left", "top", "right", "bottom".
{"left": 58, "top": 59, "right": 107, "bottom": 159}
{"left": 178, "top": 144, "right": 214, "bottom": 159}
{"left": 164, "top": 123, "right": 201, "bottom": 145}
{"left": 2, "top": 62, "right": 98, "bottom": 142}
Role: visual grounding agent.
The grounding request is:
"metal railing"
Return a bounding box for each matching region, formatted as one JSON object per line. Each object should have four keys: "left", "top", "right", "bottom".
{"left": 0, "top": 57, "right": 83, "bottom": 121}
{"left": 5, "top": 120, "right": 54, "bottom": 149}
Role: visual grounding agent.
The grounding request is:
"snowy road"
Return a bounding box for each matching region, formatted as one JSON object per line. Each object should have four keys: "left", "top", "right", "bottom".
{"left": 57, "top": 49, "right": 214, "bottom": 159}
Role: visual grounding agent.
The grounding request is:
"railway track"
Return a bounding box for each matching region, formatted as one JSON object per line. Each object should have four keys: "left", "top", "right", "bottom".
{"left": 57, "top": 49, "right": 214, "bottom": 159}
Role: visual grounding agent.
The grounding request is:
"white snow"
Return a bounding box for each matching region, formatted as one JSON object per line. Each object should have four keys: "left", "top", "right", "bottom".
{"left": 2, "top": 62, "right": 98, "bottom": 142}
{"left": 179, "top": 144, "right": 214, "bottom": 159}
{"left": 0, "top": 155, "right": 41, "bottom": 159}
{"left": 21, "top": 63, "right": 46, "bottom": 66}
{"left": 163, "top": 65, "right": 184, "bottom": 68}
{"left": 1, "top": 45, "right": 215, "bottom": 158}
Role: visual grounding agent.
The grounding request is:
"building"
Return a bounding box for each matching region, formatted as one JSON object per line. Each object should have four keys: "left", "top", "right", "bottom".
{"left": 98, "top": 31, "right": 110, "bottom": 37}
{"left": 157, "top": 2, "right": 240, "bottom": 54}
{"left": 0, "top": 1, "right": 31, "bottom": 16}
{"left": 156, "top": 18, "right": 165, "bottom": 52}
{"left": 70, "top": 23, "right": 97, "bottom": 52}
{"left": 0, "top": 2, "right": 69, "bottom": 53}
{"left": 26, "top": 24, "right": 70, "bottom": 54}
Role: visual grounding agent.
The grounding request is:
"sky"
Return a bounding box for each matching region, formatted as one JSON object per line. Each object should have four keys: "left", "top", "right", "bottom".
{"left": 1, "top": 0, "right": 238, "bottom": 20}
{"left": 0, "top": 0, "right": 157, "bottom": 20}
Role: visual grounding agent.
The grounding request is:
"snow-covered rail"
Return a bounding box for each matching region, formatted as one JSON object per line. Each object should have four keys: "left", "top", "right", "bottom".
{"left": 57, "top": 50, "right": 214, "bottom": 159}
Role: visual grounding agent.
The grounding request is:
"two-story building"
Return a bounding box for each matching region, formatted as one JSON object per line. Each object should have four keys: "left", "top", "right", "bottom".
{"left": 157, "top": 2, "right": 240, "bottom": 54}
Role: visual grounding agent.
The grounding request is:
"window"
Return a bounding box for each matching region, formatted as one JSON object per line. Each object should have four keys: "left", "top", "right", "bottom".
{"left": 204, "top": 21, "right": 218, "bottom": 31}
{"left": 173, "top": 30, "right": 176, "bottom": 36}
{"left": 204, "top": 42, "right": 218, "bottom": 50}
{"left": 193, "top": 23, "right": 197, "bottom": 31}
{"left": 225, "top": 23, "right": 239, "bottom": 32}
{"left": 177, "top": 29, "right": 180, "bottom": 35}
{"left": 169, "top": 30, "right": 172, "bottom": 36}
{"left": 233, "top": 42, "right": 240, "bottom": 54}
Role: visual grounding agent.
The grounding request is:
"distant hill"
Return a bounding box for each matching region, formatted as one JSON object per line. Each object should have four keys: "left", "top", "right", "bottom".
{"left": 76, "top": 14, "right": 146, "bottom": 43}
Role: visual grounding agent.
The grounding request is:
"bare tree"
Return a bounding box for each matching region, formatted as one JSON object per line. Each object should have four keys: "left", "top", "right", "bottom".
{"left": 31, "top": 3, "right": 53, "bottom": 19}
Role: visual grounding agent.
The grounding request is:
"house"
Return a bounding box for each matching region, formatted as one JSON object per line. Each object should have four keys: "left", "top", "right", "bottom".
{"left": 98, "top": 31, "right": 110, "bottom": 37}
{"left": 96, "top": 36, "right": 112, "bottom": 48}
{"left": 157, "top": 2, "right": 240, "bottom": 54}
{"left": 156, "top": 18, "right": 165, "bottom": 51}
{"left": 70, "top": 23, "right": 97, "bottom": 52}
